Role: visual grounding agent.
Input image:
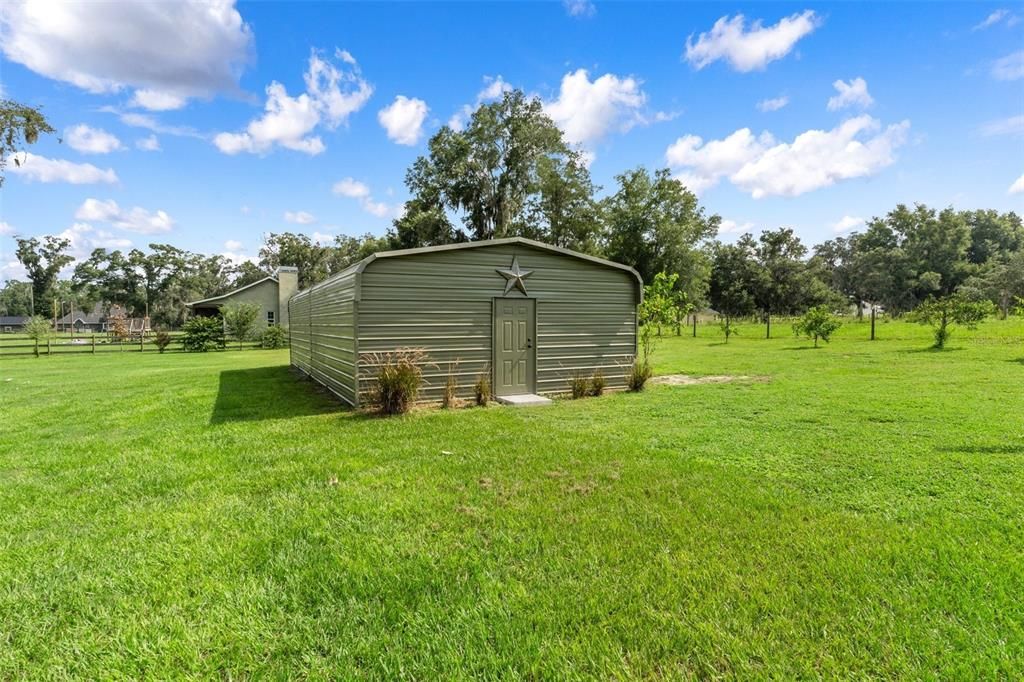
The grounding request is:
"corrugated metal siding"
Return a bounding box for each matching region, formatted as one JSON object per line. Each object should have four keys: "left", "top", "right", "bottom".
{"left": 288, "top": 269, "right": 358, "bottom": 405}
{"left": 356, "top": 243, "right": 637, "bottom": 402}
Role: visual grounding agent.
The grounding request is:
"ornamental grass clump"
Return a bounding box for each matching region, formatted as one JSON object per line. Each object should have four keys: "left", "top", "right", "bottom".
{"left": 474, "top": 370, "right": 491, "bottom": 407}
{"left": 627, "top": 358, "right": 652, "bottom": 392}
{"left": 589, "top": 370, "right": 606, "bottom": 396}
{"left": 366, "top": 348, "right": 428, "bottom": 415}
{"left": 569, "top": 370, "right": 588, "bottom": 399}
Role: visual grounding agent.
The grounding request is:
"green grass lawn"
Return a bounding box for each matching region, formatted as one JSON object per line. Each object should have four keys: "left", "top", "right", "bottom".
{"left": 1, "top": 319, "right": 1022, "bottom": 677}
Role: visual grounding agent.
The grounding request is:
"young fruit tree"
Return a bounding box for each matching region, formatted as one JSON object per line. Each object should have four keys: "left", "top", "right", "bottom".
{"left": 221, "top": 302, "right": 261, "bottom": 349}
{"left": 911, "top": 294, "right": 994, "bottom": 349}
{"left": 792, "top": 306, "right": 843, "bottom": 348}
{"left": 22, "top": 315, "right": 53, "bottom": 357}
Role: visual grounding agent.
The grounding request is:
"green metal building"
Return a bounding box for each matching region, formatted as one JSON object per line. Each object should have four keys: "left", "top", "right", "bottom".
{"left": 288, "top": 238, "right": 642, "bottom": 406}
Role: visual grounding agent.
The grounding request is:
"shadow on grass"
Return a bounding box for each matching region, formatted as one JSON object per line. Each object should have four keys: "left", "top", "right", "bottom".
{"left": 1008, "top": 357, "right": 1024, "bottom": 365}
{"left": 936, "top": 444, "right": 1024, "bottom": 455}
{"left": 210, "top": 365, "right": 345, "bottom": 424}
{"left": 781, "top": 346, "right": 819, "bottom": 351}
{"left": 897, "top": 347, "right": 965, "bottom": 354}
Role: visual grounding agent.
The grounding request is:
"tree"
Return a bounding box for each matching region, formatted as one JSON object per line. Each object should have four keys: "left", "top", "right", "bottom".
{"left": 398, "top": 90, "right": 592, "bottom": 245}
{"left": 259, "top": 232, "right": 331, "bottom": 288}
{"left": 329, "top": 233, "right": 391, "bottom": 271}
{"left": 911, "top": 294, "right": 994, "bottom": 349}
{"left": 708, "top": 241, "right": 759, "bottom": 343}
{"left": 0, "top": 99, "right": 56, "bottom": 187}
{"left": 603, "top": 168, "right": 718, "bottom": 302}
{"left": 21, "top": 315, "right": 53, "bottom": 356}
{"left": 221, "top": 301, "right": 261, "bottom": 349}
{"left": 792, "top": 306, "right": 842, "bottom": 348}
{"left": 15, "top": 236, "right": 74, "bottom": 315}
{"left": 964, "top": 209, "right": 1023, "bottom": 265}
{"left": 0, "top": 280, "right": 33, "bottom": 316}
{"left": 643, "top": 271, "right": 679, "bottom": 337}
{"left": 957, "top": 251, "right": 1024, "bottom": 319}
{"left": 745, "top": 228, "right": 819, "bottom": 338}
{"left": 231, "top": 261, "right": 272, "bottom": 289}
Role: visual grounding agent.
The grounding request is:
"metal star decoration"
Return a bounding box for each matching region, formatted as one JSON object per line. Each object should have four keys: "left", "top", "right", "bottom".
{"left": 496, "top": 256, "right": 533, "bottom": 296}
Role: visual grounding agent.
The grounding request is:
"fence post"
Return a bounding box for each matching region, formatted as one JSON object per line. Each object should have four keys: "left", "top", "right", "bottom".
{"left": 34, "top": 339, "right": 39, "bottom": 358}
{"left": 870, "top": 307, "right": 876, "bottom": 341}
{"left": 47, "top": 338, "right": 51, "bottom": 356}
{"left": 692, "top": 314, "right": 697, "bottom": 338}
{"left": 140, "top": 335, "right": 144, "bottom": 352}
{"left": 92, "top": 335, "right": 96, "bottom": 353}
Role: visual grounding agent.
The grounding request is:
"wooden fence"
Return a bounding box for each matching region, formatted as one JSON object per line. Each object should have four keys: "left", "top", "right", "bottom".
{"left": 0, "top": 333, "right": 267, "bottom": 358}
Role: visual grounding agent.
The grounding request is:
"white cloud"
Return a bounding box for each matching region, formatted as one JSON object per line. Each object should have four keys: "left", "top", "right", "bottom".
{"left": 1009, "top": 173, "right": 1024, "bottom": 195}
{"left": 831, "top": 215, "right": 864, "bottom": 233}
{"left": 993, "top": 51, "right": 1024, "bottom": 81}
{"left": 332, "top": 177, "right": 371, "bottom": 198}
{"left": 378, "top": 95, "right": 429, "bottom": 145}
{"left": 74, "top": 198, "right": 175, "bottom": 234}
{"left": 221, "top": 243, "right": 256, "bottom": 265}
{"left": 827, "top": 77, "right": 874, "bottom": 111}
{"left": 980, "top": 115, "right": 1024, "bottom": 137}
{"left": 311, "top": 231, "right": 334, "bottom": 244}
{"left": 973, "top": 9, "right": 1018, "bottom": 30}
{"left": 544, "top": 69, "right": 646, "bottom": 145}
{"left": 65, "top": 124, "right": 123, "bottom": 154}
{"left": 448, "top": 75, "right": 514, "bottom": 131}
{"left": 284, "top": 210, "right": 316, "bottom": 225}
{"left": 135, "top": 135, "right": 161, "bottom": 151}
{"left": 0, "top": 221, "right": 14, "bottom": 236}
{"left": 1, "top": 260, "right": 27, "bottom": 282}
{"left": 56, "top": 222, "right": 134, "bottom": 261}
{"left": 479, "top": 75, "right": 512, "bottom": 101}
{"left": 564, "top": 0, "right": 596, "bottom": 18}
{"left": 214, "top": 48, "right": 373, "bottom": 155}
{"left": 666, "top": 115, "right": 910, "bottom": 198}
{"left": 332, "top": 177, "right": 399, "bottom": 218}
{"left": 718, "top": 219, "right": 754, "bottom": 235}
{"left": 7, "top": 152, "right": 118, "bottom": 184}
{"left": 757, "top": 96, "right": 789, "bottom": 112}
{"left": 129, "top": 89, "right": 187, "bottom": 111}
{"left": 0, "top": 0, "right": 253, "bottom": 106}
{"left": 684, "top": 10, "right": 821, "bottom": 72}
{"left": 240, "top": 205, "right": 251, "bottom": 215}
{"left": 113, "top": 110, "right": 203, "bottom": 139}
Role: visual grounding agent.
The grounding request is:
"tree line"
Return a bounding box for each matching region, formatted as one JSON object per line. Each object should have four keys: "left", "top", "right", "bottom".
{"left": 2, "top": 91, "right": 1022, "bottom": 328}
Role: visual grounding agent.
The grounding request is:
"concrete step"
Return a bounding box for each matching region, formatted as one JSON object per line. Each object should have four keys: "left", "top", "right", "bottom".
{"left": 495, "top": 393, "right": 553, "bottom": 407}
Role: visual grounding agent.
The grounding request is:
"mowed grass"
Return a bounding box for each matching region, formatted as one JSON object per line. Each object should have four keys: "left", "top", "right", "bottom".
{"left": 1, "top": 319, "right": 1022, "bottom": 678}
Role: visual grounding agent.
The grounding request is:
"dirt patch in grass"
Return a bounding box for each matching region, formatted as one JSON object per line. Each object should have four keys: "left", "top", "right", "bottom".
{"left": 650, "top": 374, "right": 770, "bottom": 386}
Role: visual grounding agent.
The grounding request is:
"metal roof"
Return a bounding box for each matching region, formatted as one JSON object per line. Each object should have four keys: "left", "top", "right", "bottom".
{"left": 294, "top": 237, "right": 644, "bottom": 301}
{"left": 186, "top": 275, "right": 278, "bottom": 307}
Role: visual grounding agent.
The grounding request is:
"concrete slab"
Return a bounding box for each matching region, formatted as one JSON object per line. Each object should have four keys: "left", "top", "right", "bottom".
{"left": 495, "top": 393, "right": 553, "bottom": 407}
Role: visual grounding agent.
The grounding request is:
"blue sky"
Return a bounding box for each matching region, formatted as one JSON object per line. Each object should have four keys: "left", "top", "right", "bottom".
{"left": 1, "top": 1, "right": 1022, "bottom": 281}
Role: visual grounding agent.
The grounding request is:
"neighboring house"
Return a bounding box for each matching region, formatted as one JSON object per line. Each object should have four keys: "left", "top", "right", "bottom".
{"left": 289, "top": 238, "right": 641, "bottom": 407}
{"left": 56, "top": 303, "right": 106, "bottom": 333}
{"left": 0, "top": 316, "right": 28, "bottom": 333}
{"left": 54, "top": 303, "right": 152, "bottom": 336}
{"left": 187, "top": 266, "right": 299, "bottom": 330}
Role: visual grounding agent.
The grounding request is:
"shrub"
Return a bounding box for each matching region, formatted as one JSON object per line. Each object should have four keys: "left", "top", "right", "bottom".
{"left": 590, "top": 370, "right": 606, "bottom": 397}
{"left": 719, "top": 317, "right": 738, "bottom": 343}
{"left": 569, "top": 370, "right": 588, "bottom": 399}
{"left": 792, "top": 306, "right": 842, "bottom": 348}
{"left": 365, "top": 348, "right": 427, "bottom": 415}
{"left": 474, "top": 370, "right": 491, "bottom": 407}
{"left": 627, "top": 358, "right": 652, "bottom": 392}
{"left": 153, "top": 330, "right": 172, "bottom": 353}
{"left": 261, "top": 325, "right": 288, "bottom": 349}
{"left": 182, "top": 316, "right": 225, "bottom": 352}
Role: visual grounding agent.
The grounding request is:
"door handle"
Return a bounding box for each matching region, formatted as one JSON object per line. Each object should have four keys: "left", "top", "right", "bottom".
{"left": 526, "top": 338, "right": 533, "bottom": 349}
